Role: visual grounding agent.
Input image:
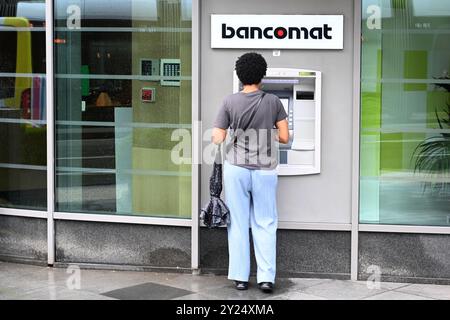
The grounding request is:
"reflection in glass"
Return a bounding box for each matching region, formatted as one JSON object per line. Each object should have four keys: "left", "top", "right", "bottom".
{"left": 54, "top": 0, "right": 192, "bottom": 218}
{"left": 360, "top": 0, "right": 450, "bottom": 226}
{"left": 0, "top": 0, "right": 46, "bottom": 210}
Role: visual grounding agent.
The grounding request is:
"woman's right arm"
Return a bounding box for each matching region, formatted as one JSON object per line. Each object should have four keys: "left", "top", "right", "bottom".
{"left": 276, "top": 119, "right": 289, "bottom": 144}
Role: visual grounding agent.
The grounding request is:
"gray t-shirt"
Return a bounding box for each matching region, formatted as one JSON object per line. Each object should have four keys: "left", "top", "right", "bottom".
{"left": 214, "top": 90, "right": 288, "bottom": 170}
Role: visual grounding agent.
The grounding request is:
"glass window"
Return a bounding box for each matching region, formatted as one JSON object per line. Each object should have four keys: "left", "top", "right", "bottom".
{"left": 360, "top": 0, "right": 450, "bottom": 226}
{"left": 54, "top": 0, "right": 192, "bottom": 218}
{"left": 0, "top": 0, "right": 47, "bottom": 210}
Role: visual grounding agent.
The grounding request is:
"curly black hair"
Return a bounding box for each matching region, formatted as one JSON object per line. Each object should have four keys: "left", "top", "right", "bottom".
{"left": 235, "top": 52, "right": 267, "bottom": 85}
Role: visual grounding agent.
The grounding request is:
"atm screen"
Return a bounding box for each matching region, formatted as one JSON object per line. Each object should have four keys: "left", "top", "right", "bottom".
{"left": 280, "top": 98, "right": 289, "bottom": 116}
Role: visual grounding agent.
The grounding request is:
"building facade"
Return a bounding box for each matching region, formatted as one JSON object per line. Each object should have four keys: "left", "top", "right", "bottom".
{"left": 0, "top": 0, "right": 449, "bottom": 284}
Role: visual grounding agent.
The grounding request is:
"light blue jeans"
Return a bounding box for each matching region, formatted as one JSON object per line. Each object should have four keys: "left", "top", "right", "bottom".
{"left": 224, "top": 161, "right": 278, "bottom": 284}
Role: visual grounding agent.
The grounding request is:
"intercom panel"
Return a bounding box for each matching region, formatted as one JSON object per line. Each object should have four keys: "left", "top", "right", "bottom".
{"left": 160, "top": 58, "right": 181, "bottom": 87}
{"left": 140, "top": 58, "right": 160, "bottom": 77}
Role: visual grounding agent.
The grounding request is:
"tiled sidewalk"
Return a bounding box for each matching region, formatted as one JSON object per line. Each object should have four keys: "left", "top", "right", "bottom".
{"left": 0, "top": 261, "right": 449, "bottom": 300}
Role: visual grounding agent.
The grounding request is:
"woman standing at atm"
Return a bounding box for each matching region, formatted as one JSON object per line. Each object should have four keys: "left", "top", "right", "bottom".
{"left": 212, "top": 52, "right": 289, "bottom": 293}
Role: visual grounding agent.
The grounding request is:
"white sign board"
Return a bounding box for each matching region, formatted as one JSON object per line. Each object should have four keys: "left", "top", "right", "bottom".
{"left": 211, "top": 14, "right": 344, "bottom": 49}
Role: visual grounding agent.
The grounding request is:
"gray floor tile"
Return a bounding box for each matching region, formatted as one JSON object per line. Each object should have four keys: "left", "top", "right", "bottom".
{"left": 302, "top": 280, "right": 390, "bottom": 300}
{"left": 0, "top": 276, "right": 45, "bottom": 292}
{"left": 12, "top": 286, "right": 115, "bottom": 300}
{"left": 1, "top": 267, "right": 122, "bottom": 295}
{"left": 52, "top": 268, "right": 180, "bottom": 295}
{"left": 75, "top": 273, "right": 159, "bottom": 294}
{"left": 101, "top": 282, "right": 194, "bottom": 300}
{"left": 354, "top": 280, "right": 410, "bottom": 291}
{"left": 287, "top": 278, "right": 333, "bottom": 289}
{"left": 0, "top": 275, "right": 65, "bottom": 296}
{"left": 0, "top": 265, "right": 75, "bottom": 290}
{"left": 173, "top": 293, "right": 217, "bottom": 300}
{"left": 202, "top": 284, "right": 271, "bottom": 300}
{"left": 363, "top": 291, "right": 435, "bottom": 300}
{"left": 268, "top": 291, "right": 326, "bottom": 300}
{"left": 396, "top": 284, "right": 450, "bottom": 300}
{"left": 150, "top": 274, "right": 230, "bottom": 293}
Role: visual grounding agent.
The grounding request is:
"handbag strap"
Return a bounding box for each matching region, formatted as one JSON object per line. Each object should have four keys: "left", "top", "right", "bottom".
{"left": 227, "top": 92, "right": 266, "bottom": 153}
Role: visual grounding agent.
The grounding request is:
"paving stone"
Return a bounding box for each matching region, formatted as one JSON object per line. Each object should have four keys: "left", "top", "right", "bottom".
{"left": 173, "top": 293, "right": 217, "bottom": 300}
{"left": 201, "top": 284, "right": 272, "bottom": 300}
{"left": 13, "top": 286, "right": 115, "bottom": 300}
{"left": 396, "top": 284, "right": 450, "bottom": 300}
{"left": 287, "top": 278, "right": 333, "bottom": 289}
{"left": 301, "top": 279, "right": 390, "bottom": 300}
{"left": 150, "top": 274, "right": 230, "bottom": 293}
{"left": 268, "top": 291, "right": 326, "bottom": 300}
{"left": 101, "top": 282, "right": 194, "bottom": 300}
{"left": 363, "top": 291, "right": 435, "bottom": 300}
{"left": 354, "top": 280, "right": 409, "bottom": 290}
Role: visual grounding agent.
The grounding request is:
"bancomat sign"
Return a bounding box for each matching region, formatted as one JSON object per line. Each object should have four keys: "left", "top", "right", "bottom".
{"left": 211, "top": 14, "right": 344, "bottom": 49}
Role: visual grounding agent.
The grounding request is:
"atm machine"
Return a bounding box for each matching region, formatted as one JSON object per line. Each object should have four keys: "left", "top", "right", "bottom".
{"left": 233, "top": 68, "right": 321, "bottom": 176}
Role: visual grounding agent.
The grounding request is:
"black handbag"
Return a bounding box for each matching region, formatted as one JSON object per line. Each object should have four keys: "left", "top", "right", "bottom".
{"left": 200, "top": 146, "right": 230, "bottom": 228}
